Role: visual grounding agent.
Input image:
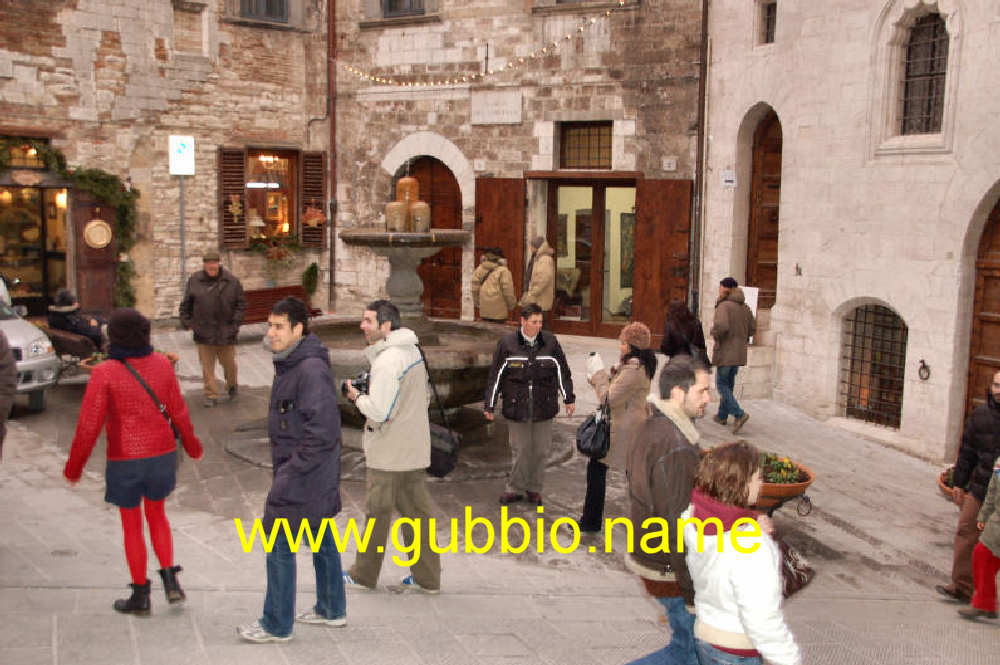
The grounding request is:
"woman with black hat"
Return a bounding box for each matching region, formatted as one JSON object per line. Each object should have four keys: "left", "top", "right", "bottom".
{"left": 64, "top": 308, "right": 203, "bottom": 615}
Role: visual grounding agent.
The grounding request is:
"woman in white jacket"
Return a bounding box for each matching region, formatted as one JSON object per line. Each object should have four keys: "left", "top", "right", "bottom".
{"left": 682, "top": 442, "right": 800, "bottom": 665}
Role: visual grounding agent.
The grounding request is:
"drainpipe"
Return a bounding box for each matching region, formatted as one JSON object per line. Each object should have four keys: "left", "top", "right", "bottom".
{"left": 327, "top": 0, "right": 337, "bottom": 311}
{"left": 690, "top": 0, "right": 710, "bottom": 315}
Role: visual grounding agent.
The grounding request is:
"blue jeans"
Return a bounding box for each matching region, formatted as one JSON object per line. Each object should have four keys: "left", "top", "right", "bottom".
{"left": 715, "top": 365, "right": 744, "bottom": 422}
{"left": 260, "top": 527, "right": 346, "bottom": 637}
{"left": 694, "top": 639, "right": 762, "bottom": 665}
{"left": 627, "top": 596, "right": 698, "bottom": 665}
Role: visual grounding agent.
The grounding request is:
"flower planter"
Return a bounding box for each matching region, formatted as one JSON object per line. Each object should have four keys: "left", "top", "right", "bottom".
{"left": 755, "top": 463, "right": 816, "bottom": 509}
{"left": 938, "top": 466, "right": 954, "bottom": 500}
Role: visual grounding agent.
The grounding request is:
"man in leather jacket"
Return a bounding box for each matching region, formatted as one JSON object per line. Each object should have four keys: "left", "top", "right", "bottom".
{"left": 485, "top": 303, "right": 574, "bottom": 506}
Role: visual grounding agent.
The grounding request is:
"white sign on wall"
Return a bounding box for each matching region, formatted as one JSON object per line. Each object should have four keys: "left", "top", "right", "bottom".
{"left": 741, "top": 285, "right": 759, "bottom": 344}
{"left": 470, "top": 90, "right": 523, "bottom": 125}
{"left": 721, "top": 169, "right": 737, "bottom": 188}
{"left": 169, "top": 135, "right": 195, "bottom": 175}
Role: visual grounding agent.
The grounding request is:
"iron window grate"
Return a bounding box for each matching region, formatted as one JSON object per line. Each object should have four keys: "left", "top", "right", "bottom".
{"left": 240, "top": 0, "right": 288, "bottom": 23}
{"left": 762, "top": 2, "right": 777, "bottom": 44}
{"left": 900, "top": 13, "right": 948, "bottom": 135}
{"left": 560, "top": 122, "right": 612, "bottom": 170}
{"left": 384, "top": 0, "right": 424, "bottom": 18}
{"left": 839, "top": 305, "right": 908, "bottom": 428}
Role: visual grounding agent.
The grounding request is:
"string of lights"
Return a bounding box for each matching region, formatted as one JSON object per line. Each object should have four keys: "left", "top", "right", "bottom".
{"left": 343, "top": 0, "right": 629, "bottom": 88}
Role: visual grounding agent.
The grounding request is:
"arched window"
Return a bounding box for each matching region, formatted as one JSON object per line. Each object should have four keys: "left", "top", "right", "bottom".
{"left": 900, "top": 13, "right": 949, "bottom": 135}
{"left": 839, "top": 304, "right": 908, "bottom": 428}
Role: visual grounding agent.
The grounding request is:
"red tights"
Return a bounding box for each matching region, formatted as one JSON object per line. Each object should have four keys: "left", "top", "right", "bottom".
{"left": 972, "top": 542, "right": 1000, "bottom": 613}
{"left": 119, "top": 498, "right": 173, "bottom": 585}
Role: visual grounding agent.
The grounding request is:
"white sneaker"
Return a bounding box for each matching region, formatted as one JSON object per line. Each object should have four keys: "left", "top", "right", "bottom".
{"left": 295, "top": 611, "right": 347, "bottom": 626}
{"left": 388, "top": 575, "right": 440, "bottom": 595}
{"left": 342, "top": 572, "right": 375, "bottom": 591}
{"left": 237, "top": 620, "right": 292, "bottom": 643}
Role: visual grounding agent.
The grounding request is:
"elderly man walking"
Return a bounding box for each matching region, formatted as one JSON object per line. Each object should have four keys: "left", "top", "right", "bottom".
{"left": 179, "top": 249, "right": 246, "bottom": 407}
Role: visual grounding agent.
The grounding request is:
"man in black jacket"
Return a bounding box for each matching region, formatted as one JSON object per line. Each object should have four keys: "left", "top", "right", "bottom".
{"left": 936, "top": 370, "right": 1000, "bottom": 602}
{"left": 624, "top": 354, "right": 711, "bottom": 665}
{"left": 179, "top": 249, "right": 246, "bottom": 407}
{"left": 238, "top": 297, "right": 345, "bottom": 643}
{"left": 485, "top": 303, "right": 575, "bottom": 506}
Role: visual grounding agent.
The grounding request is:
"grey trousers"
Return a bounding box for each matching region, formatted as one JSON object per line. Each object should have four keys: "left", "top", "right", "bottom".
{"left": 505, "top": 419, "right": 553, "bottom": 494}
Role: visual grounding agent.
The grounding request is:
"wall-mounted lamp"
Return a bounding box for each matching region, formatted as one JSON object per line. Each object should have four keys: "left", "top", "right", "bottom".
{"left": 55, "top": 190, "right": 67, "bottom": 209}
{"left": 918, "top": 359, "right": 931, "bottom": 381}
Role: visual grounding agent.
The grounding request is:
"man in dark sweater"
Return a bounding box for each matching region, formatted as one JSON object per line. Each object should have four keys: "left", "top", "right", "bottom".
{"left": 936, "top": 370, "right": 1000, "bottom": 602}
{"left": 624, "top": 354, "right": 711, "bottom": 665}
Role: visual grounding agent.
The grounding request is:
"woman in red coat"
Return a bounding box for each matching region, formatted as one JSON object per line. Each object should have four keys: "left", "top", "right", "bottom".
{"left": 64, "top": 308, "right": 203, "bottom": 615}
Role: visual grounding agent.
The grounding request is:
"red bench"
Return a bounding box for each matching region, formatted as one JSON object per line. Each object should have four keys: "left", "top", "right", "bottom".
{"left": 242, "top": 285, "right": 323, "bottom": 325}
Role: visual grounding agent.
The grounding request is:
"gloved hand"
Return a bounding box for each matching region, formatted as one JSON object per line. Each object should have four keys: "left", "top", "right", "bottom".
{"left": 586, "top": 353, "right": 604, "bottom": 381}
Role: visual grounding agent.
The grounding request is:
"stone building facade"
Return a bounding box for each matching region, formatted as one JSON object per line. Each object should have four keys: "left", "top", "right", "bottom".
{"left": 333, "top": 0, "right": 703, "bottom": 336}
{"left": 0, "top": 0, "right": 333, "bottom": 318}
{"left": 700, "top": 0, "right": 1000, "bottom": 460}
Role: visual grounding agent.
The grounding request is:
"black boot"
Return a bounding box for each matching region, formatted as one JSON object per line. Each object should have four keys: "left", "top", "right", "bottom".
{"left": 579, "top": 458, "right": 608, "bottom": 532}
{"left": 158, "top": 565, "right": 186, "bottom": 604}
{"left": 113, "top": 580, "right": 151, "bottom": 615}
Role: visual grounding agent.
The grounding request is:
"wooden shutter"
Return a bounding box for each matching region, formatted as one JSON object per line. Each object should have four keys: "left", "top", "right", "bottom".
{"left": 475, "top": 177, "right": 526, "bottom": 320}
{"left": 218, "top": 147, "right": 248, "bottom": 249}
{"left": 299, "top": 151, "right": 326, "bottom": 249}
{"left": 966, "top": 200, "right": 1000, "bottom": 420}
{"left": 633, "top": 179, "right": 692, "bottom": 339}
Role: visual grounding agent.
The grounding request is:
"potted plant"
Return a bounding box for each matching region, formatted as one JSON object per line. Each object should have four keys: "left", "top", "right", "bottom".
{"left": 755, "top": 452, "right": 815, "bottom": 509}
{"left": 938, "top": 465, "right": 955, "bottom": 499}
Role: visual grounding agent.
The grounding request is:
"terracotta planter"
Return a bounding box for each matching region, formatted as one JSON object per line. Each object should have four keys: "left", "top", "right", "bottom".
{"left": 938, "top": 466, "right": 954, "bottom": 500}
{"left": 754, "top": 463, "right": 816, "bottom": 509}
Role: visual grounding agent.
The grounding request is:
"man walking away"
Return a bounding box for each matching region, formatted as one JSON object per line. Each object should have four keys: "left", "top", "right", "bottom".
{"left": 624, "top": 354, "right": 711, "bottom": 665}
{"left": 238, "top": 297, "right": 345, "bottom": 643}
{"left": 342, "top": 300, "right": 441, "bottom": 594}
{"left": 519, "top": 236, "right": 555, "bottom": 328}
{"left": 710, "top": 277, "right": 755, "bottom": 433}
{"left": 179, "top": 249, "right": 246, "bottom": 407}
{"left": 485, "top": 303, "right": 575, "bottom": 506}
{"left": 936, "top": 370, "right": 1000, "bottom": 603}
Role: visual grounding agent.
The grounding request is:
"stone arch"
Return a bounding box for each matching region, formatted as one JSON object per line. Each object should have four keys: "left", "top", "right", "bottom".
{"left": 730, "top": 102, "right": 782, "bottom": 286}
{"left": 381, "top": 132, "right": 475, "bottom": 209}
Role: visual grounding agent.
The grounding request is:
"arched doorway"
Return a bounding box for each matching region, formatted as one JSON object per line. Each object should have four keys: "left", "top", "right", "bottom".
{"left": 839, "top": 303, "right": 908, "bottom": 428}
{"left": 746, "top": 109, "right": 782, "bottom": 310}
{"left": 408, "top": 156, "right": 461, "bottom": 319}
{"left": 966, "top": 198, "right": 1000, "bottom": 416}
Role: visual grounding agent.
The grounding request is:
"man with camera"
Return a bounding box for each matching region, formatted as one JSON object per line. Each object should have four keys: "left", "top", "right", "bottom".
{"left": 342, "top": 300, "right": 441, "bottom": 594}
{"left": 485, "top": 303, "right": 575, "bottom": 506}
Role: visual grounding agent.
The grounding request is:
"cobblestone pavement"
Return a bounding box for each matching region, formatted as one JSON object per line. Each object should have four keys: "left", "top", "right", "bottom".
{"left": 1, "top": 319, "right": 996, "bottom": 664}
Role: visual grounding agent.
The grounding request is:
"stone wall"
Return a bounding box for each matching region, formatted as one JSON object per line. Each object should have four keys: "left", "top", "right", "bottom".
{"left": 700, "top": 0, "right": 1000, "bottom": 460}
{"left": 333, "top": 0, "right": 703, "bottom": 316}
{"left": 0, "top": 0, "right": 332, "bottom": 318}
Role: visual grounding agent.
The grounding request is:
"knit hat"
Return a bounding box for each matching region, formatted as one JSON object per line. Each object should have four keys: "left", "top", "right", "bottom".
{"left": 108, "top": 308, "right": 151, "bottom": 350}
{"left": 203, "top": 249, "right": 221, "bottom": 262}
{"left": 720, "top": 276, "right": 738, "bottom": 288}
{"left": 619, "top": 321, "right": 652, "bottom": 350}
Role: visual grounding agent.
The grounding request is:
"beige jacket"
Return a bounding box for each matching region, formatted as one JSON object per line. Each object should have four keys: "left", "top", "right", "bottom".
{"left": 520, "top": 241, "right": 555, "bottom": 311}
{"left": 589, "top": 358, "right": 651, "bottom": 471}
{"left": 472, "top": 255, "right": 516, "bottom": 320}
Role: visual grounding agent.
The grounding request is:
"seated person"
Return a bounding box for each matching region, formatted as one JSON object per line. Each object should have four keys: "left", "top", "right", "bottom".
{"left": 47, "top": 289, "right": 106, "bottom": 351}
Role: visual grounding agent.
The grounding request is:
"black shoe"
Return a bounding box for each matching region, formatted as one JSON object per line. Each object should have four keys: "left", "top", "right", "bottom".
{"left": 958, "top": 606, "right": 998, "bottom": 620}
{"left": 228, "top": 385, "right": 238, "bottom": 401}
{"left": 936, "top": 584, "right": 971, "bottom": 603}
{"left": 713, "top": 415, "right": 727, "bottom": 426}
{"left": 499, "top": 492, "right": 524, "bottom": 505}
{"left": 158, "top": 565, "right": 186, "bottom": 604}
{"left": 113, "top": 580, "right": 151, "bottom": 615}
{"left": 526, "top": 491, "right": 542, "bottom": 506}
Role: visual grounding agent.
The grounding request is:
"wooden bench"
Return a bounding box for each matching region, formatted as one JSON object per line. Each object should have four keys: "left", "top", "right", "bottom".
{"left": 242, "top": 285, "right": 323, "bottom": 325}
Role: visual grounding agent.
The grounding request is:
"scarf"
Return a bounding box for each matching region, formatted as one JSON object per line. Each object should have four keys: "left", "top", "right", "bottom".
{"left": 272, "top": 336, "right": 303, "bottom": 362}
{"left": 108, "top": 344, "right": 154, "bottom": 360}
{"left": 690, "top": 488, "right": 758, "bottom": 536}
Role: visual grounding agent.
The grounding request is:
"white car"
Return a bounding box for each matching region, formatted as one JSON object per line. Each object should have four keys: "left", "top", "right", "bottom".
{"left": 0, "top": 301, "right": 59, "bottom": 411}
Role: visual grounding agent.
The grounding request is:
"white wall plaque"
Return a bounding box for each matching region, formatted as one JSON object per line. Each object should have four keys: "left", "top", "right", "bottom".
{"left": 169, "top": 135, "right": 195, "bottom": 175}
{"left": 721, "top": 169, "right": 736, "bottom": 188}
{"left": 471, "top": 90, "right": 523, "bottom": 125}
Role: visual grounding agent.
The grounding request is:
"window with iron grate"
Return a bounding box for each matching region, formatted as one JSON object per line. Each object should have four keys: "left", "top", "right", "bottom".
{"left": 839, "top": 304, "right": 908, "bottom": 429}
{"left": 761, "top": 1, "right": 776, "bottom": 44}
{"left": 1, "top": 137, "right": 48, "bottom": 168}
{"left": 384, "top": 0, "right": 423, "bottom": 18}
{"left": 240, "top": 0, "right": 288, "bottom": 23}
{"left": 900, "top": 13, "right": 948, "bottom": 135}
{"left": 560, "top": 122, "right": 613, "bottom": 170}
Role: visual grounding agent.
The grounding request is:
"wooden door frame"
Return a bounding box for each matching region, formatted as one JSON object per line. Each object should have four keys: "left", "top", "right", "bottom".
{"left": 746, "top": 109, "right": 781, "bottom": 310}
{"left": 964, "top": 199, "right": 1000, "bottom": 419}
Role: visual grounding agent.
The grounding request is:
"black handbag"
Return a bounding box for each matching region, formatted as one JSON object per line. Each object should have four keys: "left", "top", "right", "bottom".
{"left": 417, "top": 345, "right": 460, "bottom": 478}
{"left": 778, "top": 537, "right": 815, "bottom": 598}
{"left": 576, "top": 399, "right": 610, "bottom": 459}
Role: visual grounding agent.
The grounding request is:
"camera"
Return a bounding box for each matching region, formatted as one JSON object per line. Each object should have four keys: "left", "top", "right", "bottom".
{"left": 342, "top": 371, "right": 371, "bottom": 397}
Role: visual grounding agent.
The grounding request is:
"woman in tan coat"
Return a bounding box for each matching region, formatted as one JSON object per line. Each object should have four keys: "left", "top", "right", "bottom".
{"left": 581, "top": 322, "right": 656, "bottom": 532}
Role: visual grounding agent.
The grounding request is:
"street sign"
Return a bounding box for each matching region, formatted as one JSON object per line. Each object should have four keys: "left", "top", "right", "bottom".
{"left": 169, "top": 135, "right": 195, "bottom": 175}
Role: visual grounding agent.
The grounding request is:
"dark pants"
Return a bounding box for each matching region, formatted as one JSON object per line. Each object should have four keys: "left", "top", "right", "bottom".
{"left": 952, "top": 493, "right": 983, "bottom": 596}
{"left": 260, "top": 528, "right": 346, "bottom": 638}
{"left": 579, "top": 457, "right": 607, "bottom": 531}
{"left": 715, "top": 365, "right": 744, "bottom": 421}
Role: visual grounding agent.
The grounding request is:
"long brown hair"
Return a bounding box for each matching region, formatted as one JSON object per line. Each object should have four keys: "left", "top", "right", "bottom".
{"left": 694, "top": 441, "right": 761, "bottom": 507}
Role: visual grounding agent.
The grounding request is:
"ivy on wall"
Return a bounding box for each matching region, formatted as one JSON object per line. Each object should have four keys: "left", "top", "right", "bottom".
{"left": 0, "top": 138, "right": 139, "bottom": 307}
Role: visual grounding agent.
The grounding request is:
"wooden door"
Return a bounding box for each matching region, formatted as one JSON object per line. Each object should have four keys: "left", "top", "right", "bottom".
{"left": 747, "top": 110, "right": 782, "bottom": 310}
{"left": 633, "top": 179, "right": 692, "bottom": 346}
{"left": 71, "top": 190, "right": 117, "bottom": 315}
{"left": 474, "top": 178, "right": 525, "bottom": 321}
{"left": 413, "top": 157, "right": 462, "bottom": 318}
{"left": 966, "top": 199, "right": 1000, "bottom": 417}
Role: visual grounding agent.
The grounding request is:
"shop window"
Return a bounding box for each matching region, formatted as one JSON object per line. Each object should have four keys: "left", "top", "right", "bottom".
{"left": 900, "top": 13, "right": 948, "bottom": 135}
{"left": 1, "top": 137, "right": 47, "bottom": 168}
{"left": 217, "top": 148, "right": 326, "bottom": 250}
{"left": 559, "top": 122, "right": 612, "bottom": 170}
{"left": 384, "top": 0, "right": 423, "bottom": 18}
{"left": 240, "top": 0, "right": 288, "bottom": 22}
{"left": 839, "top": 304, "right": 908, "bottom": 429}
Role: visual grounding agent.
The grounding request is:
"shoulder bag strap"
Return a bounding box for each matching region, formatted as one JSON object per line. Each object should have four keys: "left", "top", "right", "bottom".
{"left": 117, "top": 359, "right": 181, "bottom": 439}
{"left": 415, "top": 344, "right": 454, "bottom": 435}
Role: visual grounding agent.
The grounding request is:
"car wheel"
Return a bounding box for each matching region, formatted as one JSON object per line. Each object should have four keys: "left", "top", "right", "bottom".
{"left": 28, "top": 389, "right": 45, "bottom": 412}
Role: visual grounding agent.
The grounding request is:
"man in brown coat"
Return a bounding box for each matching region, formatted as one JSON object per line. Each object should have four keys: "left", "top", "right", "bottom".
{"left": 179, "top": 249, "right": 247, "bottom": 407}
{"left": 710, "top": 277, "right": 755, "bottom": 433}
{"left": 0, "top": 330, "right": 17, "bottom": 458}
{"left": 519, "top": 236, "right": 555, "bottom": 328}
